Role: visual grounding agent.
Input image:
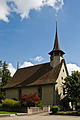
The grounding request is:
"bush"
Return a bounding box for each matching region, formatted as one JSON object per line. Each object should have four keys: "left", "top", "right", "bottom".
{"left": 51, "top": 106, "right": 60, "bottom": 114}
{"left": 60, "top": 96, "right": 70, "bottom": 111}
{"left": 59, "top": 111, "right": 78, "bottom": 115}
{"left": 35, "top": 101, "right": 44, "bottom": 108}
{"left": 2, "top": 99, "right": 21, "bottom": 108}
{"left": 0, "top": 103, "right": 2, "bottom": 108}
{"left": 21, "top": 93, "right": 40, "bottom": 107}
{"left": 77, "top": 102, "right": 80, "bottom": 110}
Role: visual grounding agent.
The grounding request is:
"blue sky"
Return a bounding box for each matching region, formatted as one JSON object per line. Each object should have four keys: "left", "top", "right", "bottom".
{"left": 0, "top": 0, "right": 80, "bottom": 75}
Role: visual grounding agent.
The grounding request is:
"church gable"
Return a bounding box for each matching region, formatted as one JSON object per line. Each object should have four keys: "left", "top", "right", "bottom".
{"left": 55, "top": 59, "right": 68, "bottom": 103}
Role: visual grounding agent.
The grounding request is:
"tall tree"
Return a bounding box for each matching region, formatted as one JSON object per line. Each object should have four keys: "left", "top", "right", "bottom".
{"left": 63, "top": 71, "right": 80, "bottom": 110}
{"left": 1, "top": 61, "right": 11, "bottom": 86}
{"left": 0, "top": 61, "right": 2, "bottom": 79}
{"left": 0, "top": 61, "right": 11, "bottom": 101}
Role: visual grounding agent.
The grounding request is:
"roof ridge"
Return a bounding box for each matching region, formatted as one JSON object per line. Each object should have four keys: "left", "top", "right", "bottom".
{"left": 18, "top": 62, "right": 50, "bottom": 70}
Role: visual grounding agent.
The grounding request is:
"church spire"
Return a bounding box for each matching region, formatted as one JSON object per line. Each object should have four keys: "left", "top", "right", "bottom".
{"left": 53, "top": 20, "right": 60, "bottom": 50}
{"left": 48, "top": 20, "right": 65, "bottom": 68}
{"left": 49, "top": 20, "right": 65, "bottom": 56}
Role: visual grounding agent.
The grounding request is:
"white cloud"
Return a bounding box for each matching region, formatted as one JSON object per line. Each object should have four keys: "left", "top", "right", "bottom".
{"left": 30, "top": 56, "right": 44, "bottom": 62}
{"left": 34, "top": 56, "right": 44, "bottom": 62}
{"left": 20, "top": 62, "right": 33, "bottom": 68}
{"left": 8, "top": 63, "right": 16, "bottom": 76}
{"left": 0, "top": 0, "right": 64, "bottom": 22}
{"left": 0, "top": 0, "right": 10, "bottom": 22}
{"left": 67, "top": 63, "right": 80, "bottom": 75}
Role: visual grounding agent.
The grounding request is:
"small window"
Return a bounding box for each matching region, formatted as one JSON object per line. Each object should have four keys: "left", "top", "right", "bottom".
{"left": 54, "top": 52, "right": 59, "bottom": 56}
{"left": 63, "top": 69, "right": 64, "bottom": 72}
{"left": 61, "top": 77, "right": 63, "bottom": 80}
{"left": 38, "top": 87, "right": 42, "bottom": 100}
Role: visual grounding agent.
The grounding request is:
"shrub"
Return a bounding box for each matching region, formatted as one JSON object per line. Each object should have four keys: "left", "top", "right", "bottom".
{"left": 67, "top": 111, "right": 78, "bottom": 114}
{"left": 35, "top": 101, "right": 44, "bottom": 108}
{"left": 21, "top": 93, "right": 40, "bottom": 107}
{"left": 51, "top": 106, "right": 60, "bottom": 114}
{"left": 2, "top": 99, "right": 21, "bottom": 108}
{"left": 0, "top": 103, "right": 2, "bottom": 108}
{"left": 77, "top": 102, "right": 80, "bottom": 110}
{"left": 60, "top": 96, "right": 70, "bottom": 111}
{"left": 59, "top": 111, "right": 78, "bottom": 115}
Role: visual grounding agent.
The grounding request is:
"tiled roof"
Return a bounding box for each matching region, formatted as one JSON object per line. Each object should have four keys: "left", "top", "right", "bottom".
{"left": 4, "top": 59, "right": 67, "bottom": 89}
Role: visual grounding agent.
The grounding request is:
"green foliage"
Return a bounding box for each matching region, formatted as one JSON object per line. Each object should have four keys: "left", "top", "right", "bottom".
{"left": 77, "top": 102, "right": 80, "bottom": 111}
{"left": 1, "top": 61, "right": 11, "bottom": 86}
{"left": 59, "top": 111, "right": 78, "bottom": 115}
{"left": 2, "top": 99, "right": 21, "bottom": 108}
{"left": 63, "top": 71, "right": 80, "bottom": 110}
{"left": 0, "top": 111, "right": 19, "bottom": 114}
{"left": 51, "top": 106, "right": 60, "bottom": 114}
{"left": 0, "top": 61, "right": 11, "bottom": 101}
{"left": 0, "top": 103, "right": 2, "bottom": 107}
{"left": 35, "top": 100, "right": 44, "bottom": 108}
{"left": 60, "top": 96, "right": 70, "bottom": 111}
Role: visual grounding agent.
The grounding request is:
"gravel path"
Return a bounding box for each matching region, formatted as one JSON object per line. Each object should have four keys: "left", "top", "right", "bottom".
{"left": 0, "top": 112, "right": 80, "bottom": 120}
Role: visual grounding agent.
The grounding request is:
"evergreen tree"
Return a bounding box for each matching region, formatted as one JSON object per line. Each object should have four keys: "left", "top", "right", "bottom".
{"left": 1, "top": 61, "right": 11, "bottom": 86}
{"left": 0, "top": 61, "right": 11, "bottom": 101}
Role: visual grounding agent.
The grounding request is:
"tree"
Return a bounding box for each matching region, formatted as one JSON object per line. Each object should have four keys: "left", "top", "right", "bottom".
{"left": 63, "top": 71, "right": 80, "bottom": 110}
{"left": 0, "top": 61, "right": 11, "bottom": 101}
{"left": 1, "top": 61, "right": 11, "bottom": 86}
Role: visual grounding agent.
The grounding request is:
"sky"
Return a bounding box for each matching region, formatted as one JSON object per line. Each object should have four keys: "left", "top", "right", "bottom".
{"left": 0, "top": 0, "right": 80, "bottom": 76}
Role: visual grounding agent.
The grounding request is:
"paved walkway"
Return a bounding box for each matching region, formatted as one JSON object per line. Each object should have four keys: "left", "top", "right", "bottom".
{"left": 0, "top": 112, "right": 80, "bottom": 120}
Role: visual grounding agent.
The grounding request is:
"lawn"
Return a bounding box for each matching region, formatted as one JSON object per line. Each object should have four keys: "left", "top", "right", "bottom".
{"left": 0, "top": 111, "right": 19, "bottom": 114}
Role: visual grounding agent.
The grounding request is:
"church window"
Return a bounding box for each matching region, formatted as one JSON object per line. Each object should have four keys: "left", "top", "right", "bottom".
{"left": 63, "top": 69, "right": 64, "bottom": 72}
{"left": 61, "top": 77, "right": 63, "bottom": 80}
{"left": 38, "top": 87, "right": 42, "bottom": 100}
{"left": 54, "top": 52, "right": 59, "bottom": 56}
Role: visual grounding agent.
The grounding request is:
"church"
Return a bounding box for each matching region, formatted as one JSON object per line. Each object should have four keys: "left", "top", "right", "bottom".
{"left": 5, "top": 21, "right": 68, "bottom": 106}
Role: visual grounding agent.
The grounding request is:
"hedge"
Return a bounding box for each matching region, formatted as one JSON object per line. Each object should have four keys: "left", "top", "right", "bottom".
{"left": 2, "top": 99, "right": 21, "bottom": 108}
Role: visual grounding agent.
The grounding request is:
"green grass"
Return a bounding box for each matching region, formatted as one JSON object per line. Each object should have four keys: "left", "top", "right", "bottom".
{"left": 58, "top": 111, "right": 78, "bottom": 114}
{"left": 0, "top": 111, "right": 19, "bottom": 114}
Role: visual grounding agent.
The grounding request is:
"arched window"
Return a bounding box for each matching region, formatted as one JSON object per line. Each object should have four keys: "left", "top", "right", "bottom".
{"left": 38, "top": 87, "right": 42, "bottom": 100}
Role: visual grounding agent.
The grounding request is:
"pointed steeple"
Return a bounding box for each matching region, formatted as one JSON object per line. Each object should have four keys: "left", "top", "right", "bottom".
{"left": 53, "top": 20, "right": 60, "bottom": 50}
{"left": 48, "top": 20, "right": 65, "bottom": 67}
{"left": 49, "top": 20, "right": 65, "bottom": 56}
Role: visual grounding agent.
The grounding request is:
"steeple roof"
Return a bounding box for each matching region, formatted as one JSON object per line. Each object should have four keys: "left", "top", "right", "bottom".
{"left": 49, "top": 20, "right": 65, "bottom": 55}
{"left": 53, "top": 20, "right": 60, "bottom": 50}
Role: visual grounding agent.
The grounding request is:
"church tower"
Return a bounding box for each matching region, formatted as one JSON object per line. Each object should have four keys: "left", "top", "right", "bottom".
{"left": 49, "top": 20, "right": 65, "bottom": 68}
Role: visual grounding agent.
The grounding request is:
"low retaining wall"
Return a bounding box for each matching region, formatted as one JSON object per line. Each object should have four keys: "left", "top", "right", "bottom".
{"left": 27, "top": 106, "right": 50, "bottom": 114}
{"left": 0, "top": 106, "right": 50, "bottom": 114}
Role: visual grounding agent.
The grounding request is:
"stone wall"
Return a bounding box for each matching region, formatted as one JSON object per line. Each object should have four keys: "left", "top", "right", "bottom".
{"left": 27, "top": 106, "right": 50, "bottom": 114}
